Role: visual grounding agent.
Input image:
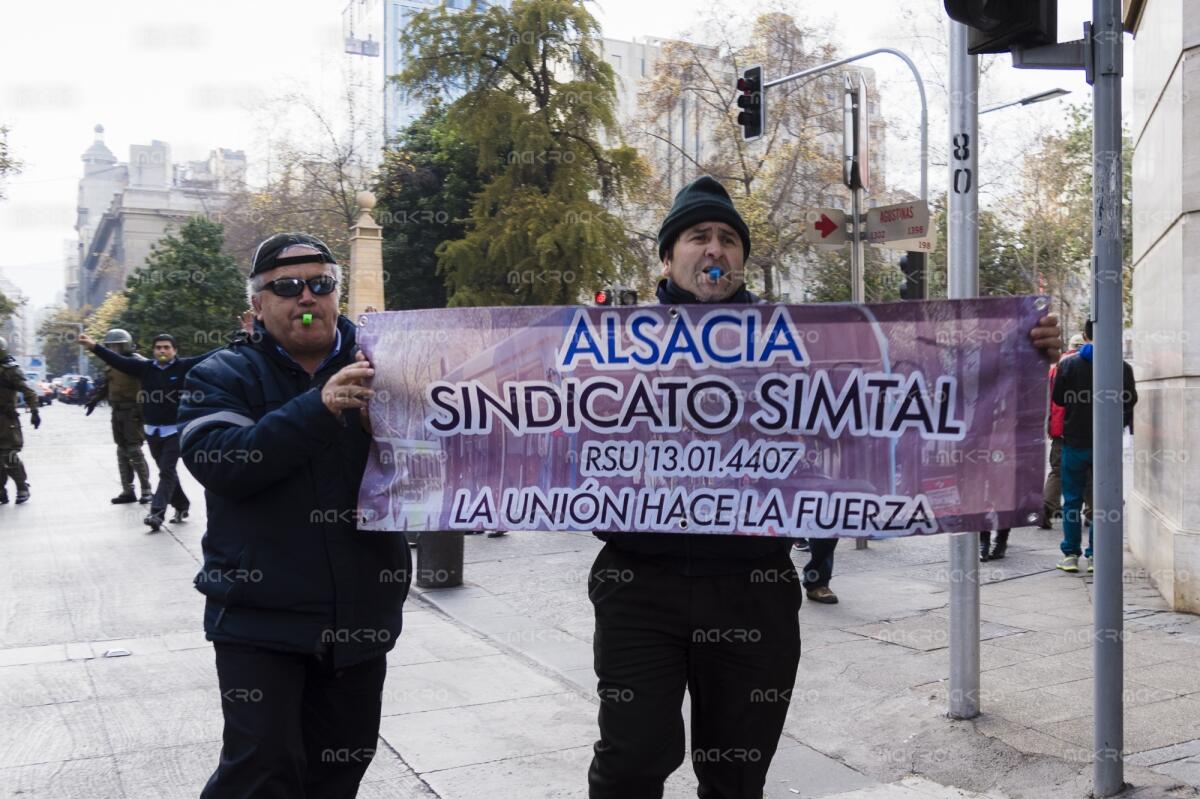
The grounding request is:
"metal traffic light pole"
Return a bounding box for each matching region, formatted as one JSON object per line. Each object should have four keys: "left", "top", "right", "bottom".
{"left": 944, "top": 0, "right": 1127, "bottom": 789}
{"left": 1087, "top": 2, "right": 1126, "bottom": 792}
{"left": 1001, "top": 2, "right": 1126, "bottom": 791}
{"left": 946, "top": 20, "right": 981, "bottom": 721}
{"left": 763, "top": 48, "right": 928, "bottom": 203}
{"left": 760, "top": 48, "right": 930, "bottom": 553}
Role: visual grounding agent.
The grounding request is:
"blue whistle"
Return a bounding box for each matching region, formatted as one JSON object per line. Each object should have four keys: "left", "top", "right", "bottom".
{"left": 707, "top": 267, "right": 723, "bottom": 281}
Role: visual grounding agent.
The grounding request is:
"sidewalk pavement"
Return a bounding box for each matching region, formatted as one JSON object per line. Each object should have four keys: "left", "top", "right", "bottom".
{"left": 1, "top": 403, "right": 1199, "bottom": 798}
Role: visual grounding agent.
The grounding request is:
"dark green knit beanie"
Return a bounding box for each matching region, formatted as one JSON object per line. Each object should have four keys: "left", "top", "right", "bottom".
{"left": 657, "top": 176, "right": 752, "bottom": 262}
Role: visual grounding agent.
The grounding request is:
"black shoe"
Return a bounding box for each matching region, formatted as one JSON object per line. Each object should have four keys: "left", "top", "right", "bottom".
{"left": 15, "top": 485, "right": 30, "bottom": 504}
{"left": 170, "top": 508, "right": 189, "bottom": 524}
{"left": 979, "top": 545, "right": 991, "bottom": 562}
{"left": 111, "top": 492, "right": 138, "bottom": 504}
{"left": 806, "top": 586, "right": 839, "bottom": 604}
{"left": 486, "top": 529, "right": 506, "bottom": 538}
{"left": 0, "top": 491, "right": 8, "bottom": 505}
{"left": 1037, "top": 520, "right": 1053, "bottom": 530}
{"left": 989, "top": 543, "right": 1007, "bottom": 560}
{"left": 144, "top": 511, "right": 164, "bottom": 532}
{"left": 138, "top": 491, "right": 153, "bottom": 505}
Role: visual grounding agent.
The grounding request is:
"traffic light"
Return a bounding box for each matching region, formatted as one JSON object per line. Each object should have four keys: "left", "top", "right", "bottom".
{"left": 594, "top": 287, "right": 638, "bottom": 306}
{"left": 736, "top": 65, "right": 765, "bottom": 141}
{"left": 943, "top": 0, "right": 1056, "bottom": 55}
{"left": 899, "top": 253, "right": 926, "bottom": 301}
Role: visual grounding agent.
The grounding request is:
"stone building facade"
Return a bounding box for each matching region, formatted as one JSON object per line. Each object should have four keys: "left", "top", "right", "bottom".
{"left": 72, "top": 125, "right": 246, "bottom": 310}
{"left": 1126, "top": 0, "right": 1200, "bottom": 612}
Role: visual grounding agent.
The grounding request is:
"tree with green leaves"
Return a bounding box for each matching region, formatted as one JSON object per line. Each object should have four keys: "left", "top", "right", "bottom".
{"left": 803, "top": 247, "right": 901, "bottom": 304}
{"left": 115, "top": 217, "right": 245, "bottom": 353}
{"left": 0, "top": 290, "right": 19, "bottom": 327}
{"left": 85, "top": 292, "right": 129, "bottom": 341}
{"left": 1005, "top": 105, "right": 1133, "bottom": 331}
{"left": 398, "top": 0, "right": 647, "bottom": 306}
{"left": 37, "top": 306, "right": 87, "bottom": 376}
{"left": 375, "top": 100, "right": 490, "bottom": 310}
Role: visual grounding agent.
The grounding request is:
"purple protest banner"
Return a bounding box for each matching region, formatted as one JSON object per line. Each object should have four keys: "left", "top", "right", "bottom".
{"left": 355, "top": 296, "right": 1049, "bottom": 538}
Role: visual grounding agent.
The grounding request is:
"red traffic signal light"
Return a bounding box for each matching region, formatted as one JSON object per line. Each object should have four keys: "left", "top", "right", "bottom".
{"left": 594, "top": 289, "right": 611, "bottom": 306}
{"left": 736, "top": 65, "right": 765, "bottom": 141}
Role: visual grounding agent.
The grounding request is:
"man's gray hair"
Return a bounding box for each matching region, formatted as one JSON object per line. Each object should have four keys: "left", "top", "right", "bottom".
{"left": 246, "top": 261, "right": 342, "bottom": 305}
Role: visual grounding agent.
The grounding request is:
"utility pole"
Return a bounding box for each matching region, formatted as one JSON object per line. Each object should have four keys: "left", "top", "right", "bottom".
{"left": 946, "top": 20, "right": 981, "bottom": 721}
{"left": 1087, "top": 3, "right": 1127, "bottom": 793}
{"left": 943, "top": 1, "right": 1128, "bottom": 791}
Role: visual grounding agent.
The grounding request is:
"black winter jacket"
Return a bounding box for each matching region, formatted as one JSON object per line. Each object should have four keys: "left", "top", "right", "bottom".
{"left": 1051, "top": 345, "right": 1137, "bottom": 450}
{"left": 593, "top": 279, "right": 795, "bottom": 575}
{"left": 91, "top": 345, "right": 213, "bottom": 427}
{"left": 179, "top": 316, "right": 411, "bottom": 668}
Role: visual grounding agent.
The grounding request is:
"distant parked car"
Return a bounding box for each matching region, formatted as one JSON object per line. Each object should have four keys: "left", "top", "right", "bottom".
{"left": 21, "top": 373, "right": 52, "bottom": 406}
{"left": 14, "top": 373, "right": 52, "bottom": 408}
{"left": 34, "top": 381, "right": 53, "bottom": 406}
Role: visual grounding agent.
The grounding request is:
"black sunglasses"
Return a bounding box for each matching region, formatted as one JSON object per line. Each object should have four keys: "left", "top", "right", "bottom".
{"left": 263, "top": 275, "right": 338, "bottom": 297}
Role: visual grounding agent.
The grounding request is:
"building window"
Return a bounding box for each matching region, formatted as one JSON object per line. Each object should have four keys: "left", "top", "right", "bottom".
{"left": 611, "top": 54, "right": 622, "bottom": 70}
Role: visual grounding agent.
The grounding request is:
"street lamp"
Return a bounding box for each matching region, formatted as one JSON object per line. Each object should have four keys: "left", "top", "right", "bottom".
{"left": 763, "top": 47, "right": 929, "bottom": 202}
{"left": 980, "top": 87, "right": 1070, "bottom": 115}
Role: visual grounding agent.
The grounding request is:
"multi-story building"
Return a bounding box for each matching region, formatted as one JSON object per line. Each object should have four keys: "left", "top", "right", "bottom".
{"left": 342, "top": 0, "right": 511, "bottom": 143}
{"left": 72, "top": 125, "right": 246, "bottom": 310}
{"left": 1125, "top": 0, "right": 1200, "bottom": 613}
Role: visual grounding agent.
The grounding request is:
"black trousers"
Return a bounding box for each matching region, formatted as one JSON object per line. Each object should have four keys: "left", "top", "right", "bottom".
{"left": 146, "top": 432, "right": 188, "bottom": 514}
{"left": 802, "top": 537, "right": 837, "bottom": 589}
{"left": 587, "top": 544, "right": 803, "bottom": 799}
{"left": 201, "top": 642, "right": 388, "bottom": 799}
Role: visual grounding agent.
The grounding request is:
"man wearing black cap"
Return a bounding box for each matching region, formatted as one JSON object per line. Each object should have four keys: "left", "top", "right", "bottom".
{"left": 178, "top": 233, "right": 410, "bottom": 798}
{"left": 78, "top": 331, "right": 216, "bottom": 531}
{"left": 587, "top": 176, "right": 1064, "bottom": 799}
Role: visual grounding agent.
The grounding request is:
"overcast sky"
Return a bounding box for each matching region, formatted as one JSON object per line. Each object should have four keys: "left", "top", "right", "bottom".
{"left": 0, "top": 0, "right": 1104, "bottom": 307}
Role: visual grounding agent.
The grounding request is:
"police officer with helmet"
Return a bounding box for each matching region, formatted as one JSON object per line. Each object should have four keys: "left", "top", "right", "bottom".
{"left": 0, "top": 336, "right": 41, "bottom": 504}
{"left": 85, "top": 328, "right": 153, "bottom": 504}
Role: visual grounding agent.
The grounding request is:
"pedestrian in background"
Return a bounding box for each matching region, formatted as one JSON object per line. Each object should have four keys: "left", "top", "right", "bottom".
{"left": 0, "top": 336, "right": 40, "bottom": 504}
{"left": 78, "top": 331, "right": 216, "bottom": 531}
{"left": 1040, "top": 333, "right": 1085, "bottom": 529}
{"left": 84, "top": 328, "right": 153, "bottom": 505}
{"left": 1052, "top": 321, "right": 1137, "bottom": 574}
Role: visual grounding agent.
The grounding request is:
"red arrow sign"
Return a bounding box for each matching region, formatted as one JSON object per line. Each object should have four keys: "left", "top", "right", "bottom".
{"left": 814, "top": 213, "right": 839, "bottom": 239}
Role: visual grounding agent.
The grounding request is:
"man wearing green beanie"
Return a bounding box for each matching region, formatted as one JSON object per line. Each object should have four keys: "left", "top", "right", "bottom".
{"left": 586, "top": 175, "right": 1064, "bottom": 799}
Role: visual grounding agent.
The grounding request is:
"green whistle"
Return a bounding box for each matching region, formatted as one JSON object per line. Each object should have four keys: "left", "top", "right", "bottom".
{"left": 302, "top": 313, "right": 313, "bottom": 326}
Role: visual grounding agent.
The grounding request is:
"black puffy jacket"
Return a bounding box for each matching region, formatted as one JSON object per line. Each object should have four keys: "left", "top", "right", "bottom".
{"left": 179, "top": 316, "right": 411, "bottom": 668}
{"left": 594, "top": 279, "right": 795, "bottom": 575}
{"left": 1051, "top": 345, "right": 1138, "bottom": 450}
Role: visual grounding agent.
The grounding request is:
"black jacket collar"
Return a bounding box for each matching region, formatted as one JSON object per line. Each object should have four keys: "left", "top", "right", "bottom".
{"left": 655, "top": 278, "right": 760, "bottom": 306}
{"left": 238, "top": 315, "right": 358, "bottom": 377}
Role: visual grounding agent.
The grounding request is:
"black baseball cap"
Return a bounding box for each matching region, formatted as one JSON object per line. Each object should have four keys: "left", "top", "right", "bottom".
{"left": 251, "top": 232, "right": 337, "bottom": 277}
